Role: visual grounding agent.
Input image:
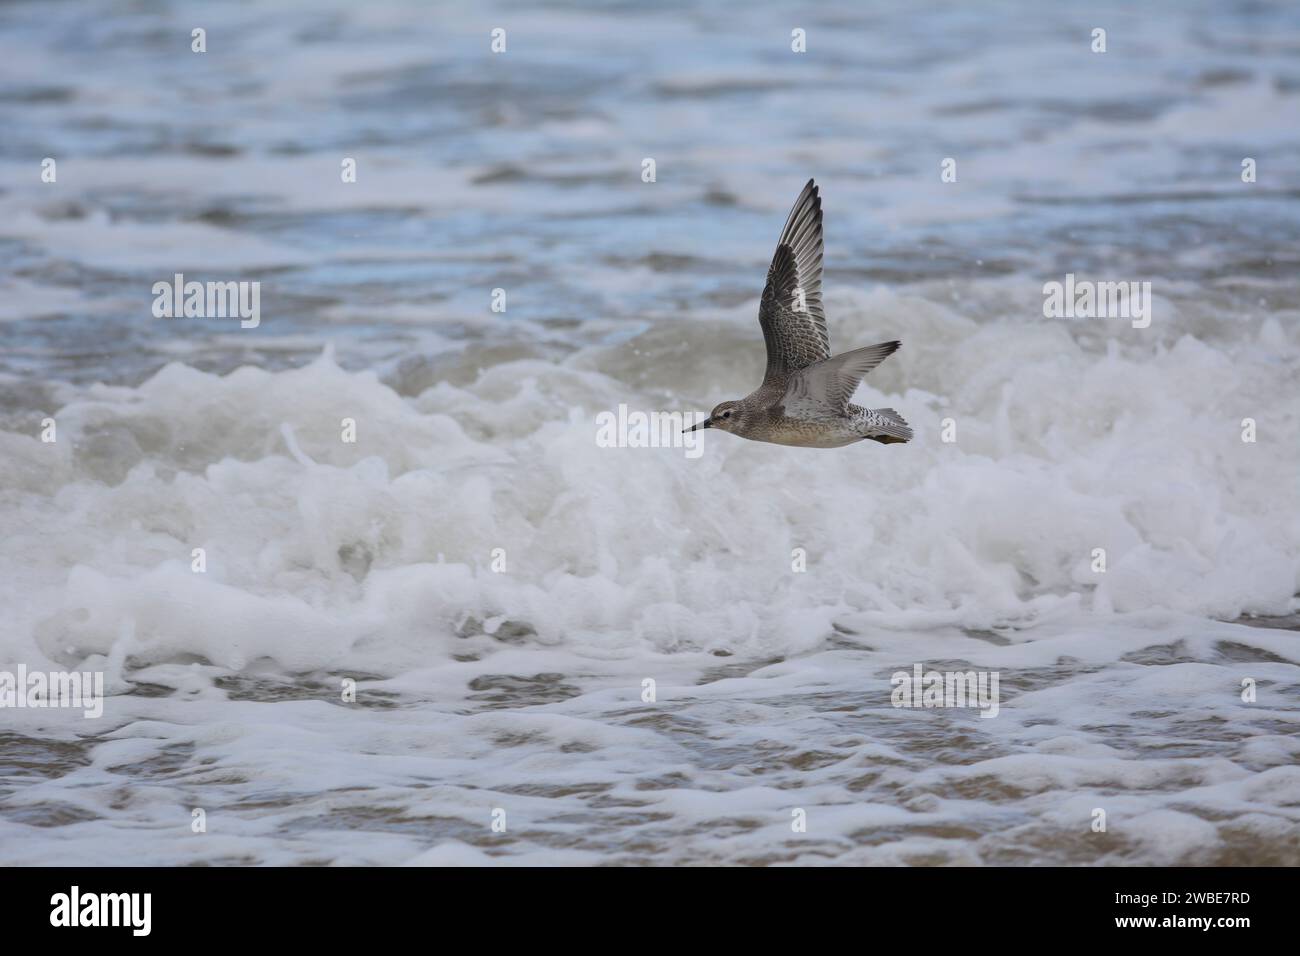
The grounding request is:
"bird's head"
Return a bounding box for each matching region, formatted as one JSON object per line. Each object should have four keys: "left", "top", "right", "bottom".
{"left": 684, "top": 399, "right": 745, "bottom": 435}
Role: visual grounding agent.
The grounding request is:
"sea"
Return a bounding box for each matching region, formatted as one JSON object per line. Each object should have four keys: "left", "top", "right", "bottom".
{"left": 1, "top": 0, "right": 1298, "bottom": 865}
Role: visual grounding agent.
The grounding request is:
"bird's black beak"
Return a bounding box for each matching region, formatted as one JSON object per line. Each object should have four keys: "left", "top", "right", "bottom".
{"left": 683, "top": 417, "right": 712, "bottom": 433}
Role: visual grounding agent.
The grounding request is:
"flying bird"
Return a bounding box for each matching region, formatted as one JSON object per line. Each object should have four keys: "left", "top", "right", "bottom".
{"left": 685, "top": 179, "right": 911, "bottom": 448}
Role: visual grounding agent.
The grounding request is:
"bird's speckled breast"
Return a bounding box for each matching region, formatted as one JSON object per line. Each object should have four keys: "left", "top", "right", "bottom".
{"left": 745, "top": 415, "right": 866, "bottom": 448}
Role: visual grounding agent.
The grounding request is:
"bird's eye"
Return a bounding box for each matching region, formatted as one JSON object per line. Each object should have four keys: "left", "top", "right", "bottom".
{"left": 722, "top": 410, "right": 731, "bottom": 418}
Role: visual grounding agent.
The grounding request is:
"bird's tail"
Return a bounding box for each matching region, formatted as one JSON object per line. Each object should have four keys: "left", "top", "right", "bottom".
{"left": 866, "top": 408, "right": 912, "bottom": 444}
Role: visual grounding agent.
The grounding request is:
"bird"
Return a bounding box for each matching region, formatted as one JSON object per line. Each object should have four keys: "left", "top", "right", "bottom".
{"left": 684, "top": 179, "right": 911, "bottom": 448}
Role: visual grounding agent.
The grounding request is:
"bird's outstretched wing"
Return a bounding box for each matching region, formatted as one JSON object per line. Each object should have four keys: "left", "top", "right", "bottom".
{"left": 759, "top": 179, "right": 829, "bottom": 385}
{"left": 783, "top": 340, "right": 901, "bottom": 412}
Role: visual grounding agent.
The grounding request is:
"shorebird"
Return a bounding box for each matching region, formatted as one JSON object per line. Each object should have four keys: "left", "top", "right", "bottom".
{"left": 685, "top": 179, "right": 911, "bottom": 448}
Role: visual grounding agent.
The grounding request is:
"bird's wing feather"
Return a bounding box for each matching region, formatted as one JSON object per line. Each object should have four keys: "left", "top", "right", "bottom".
{"left": 783, "top": 340, "right": 900, "bottom": 411}
{"left": 758, "top": 179, "right": 829, "bottom": 384}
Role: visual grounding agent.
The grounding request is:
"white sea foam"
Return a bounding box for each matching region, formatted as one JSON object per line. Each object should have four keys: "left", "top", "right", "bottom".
{"left": 2, "top": 282, "right": 1298, "bottom": 864}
